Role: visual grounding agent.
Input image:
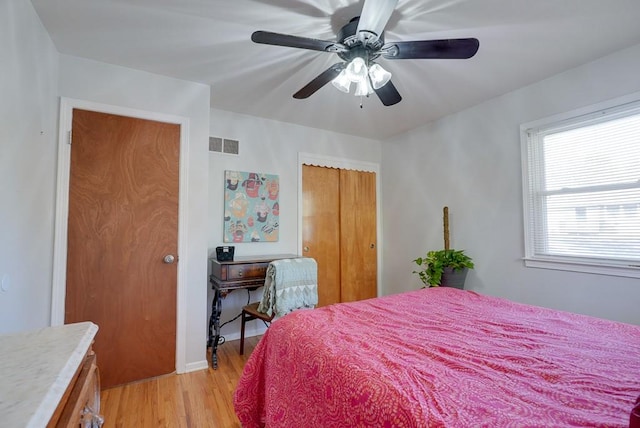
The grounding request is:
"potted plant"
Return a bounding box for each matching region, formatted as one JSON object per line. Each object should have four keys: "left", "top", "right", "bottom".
{"left": 413, "top": 249, "right": 474, "bottom": 288}
{"left": 413, "top": 206, "right": 474, "bottom": 289}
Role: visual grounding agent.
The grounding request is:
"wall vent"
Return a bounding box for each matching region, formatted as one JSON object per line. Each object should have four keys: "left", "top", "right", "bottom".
{"left": 209, "top": 136, "right": 239, "bottom": 155}
{"left": 209, "top": 137, "right": 223, "bottom": 152}
{"left": 223, "top": 139, "right": 239, "bottom": 154}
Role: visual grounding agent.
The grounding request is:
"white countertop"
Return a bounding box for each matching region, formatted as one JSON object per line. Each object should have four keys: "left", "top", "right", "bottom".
{"left": 0, "top": 322, "right": 98, "bottom": 428}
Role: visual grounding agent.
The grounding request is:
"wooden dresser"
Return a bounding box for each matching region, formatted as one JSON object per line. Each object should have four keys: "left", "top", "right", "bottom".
{"left": 0, "top": 322, "right": 102, "bottom": 427}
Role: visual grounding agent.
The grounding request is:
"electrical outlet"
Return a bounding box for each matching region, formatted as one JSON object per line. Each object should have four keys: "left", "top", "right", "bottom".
{"left": 1, "top": 274, "right": 9, "bottom": 292}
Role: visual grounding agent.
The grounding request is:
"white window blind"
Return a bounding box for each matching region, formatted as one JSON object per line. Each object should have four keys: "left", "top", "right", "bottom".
{"left": 522, "top": 99, "right": 640, "bottom": 275}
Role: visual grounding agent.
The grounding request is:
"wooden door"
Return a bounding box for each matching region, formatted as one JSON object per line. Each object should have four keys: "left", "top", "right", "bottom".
{"left": 65, "top": 109, "right": 179, "bottom": 388}
{"left": 302, "top": 165, "right": 341, "bottom": 307}
{"left": 339, "top": 169, "right": 377, "bottom": 302}
{"left": 302, "top": 165, "right": 377, "bottom": 306}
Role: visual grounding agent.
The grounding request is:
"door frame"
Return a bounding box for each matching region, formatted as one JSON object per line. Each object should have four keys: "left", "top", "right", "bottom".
{"left": 51, "top": 97, "right": 190, "bottom": 374}
{"left": 298, "top": 152, "right": 382, "bottom": 297}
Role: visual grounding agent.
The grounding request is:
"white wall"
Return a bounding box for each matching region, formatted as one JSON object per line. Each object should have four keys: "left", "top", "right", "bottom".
{"left": 382, "top": 43, "right": 640, "bottom": 325}
{"left": 208, "top": 108, "right": 381, "bottom": 340}
{"left": 0, "top": 0, "right": 59, "bottom": 333}
{"left": 57, "top": 55, "right": 211, "bottom": 368}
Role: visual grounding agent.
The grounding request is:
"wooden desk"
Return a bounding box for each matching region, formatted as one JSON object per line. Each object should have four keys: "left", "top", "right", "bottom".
{"left": 208, "top": 254, "right": 298, "bottom": 369}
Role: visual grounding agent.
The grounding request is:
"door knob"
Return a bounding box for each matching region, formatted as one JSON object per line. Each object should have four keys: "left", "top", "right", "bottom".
{"left": 163, "top": 254, "right": 176, "bottom": 264}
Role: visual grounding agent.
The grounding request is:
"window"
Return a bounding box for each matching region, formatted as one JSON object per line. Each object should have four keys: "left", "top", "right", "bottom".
{"left": 521, "top": 97, "right": 640, "bottom": 278}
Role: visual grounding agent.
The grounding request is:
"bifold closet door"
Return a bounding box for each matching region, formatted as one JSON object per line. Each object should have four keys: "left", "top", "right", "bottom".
{"left": 302, "top": 165, "right": 377, "bottom": 307}
{"left": 339, "top": 169, "right": 377, "bottom": 302}
{"left": 302, "top": 165, "right": 341, "bottom": 307}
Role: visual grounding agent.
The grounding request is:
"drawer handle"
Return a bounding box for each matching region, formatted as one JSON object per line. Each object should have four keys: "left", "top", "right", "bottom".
{"left": 237, "top": 270, "right": 243, "bottom": 277}
{"left": 81, "top": 405, "right": 104, "bottom": 427}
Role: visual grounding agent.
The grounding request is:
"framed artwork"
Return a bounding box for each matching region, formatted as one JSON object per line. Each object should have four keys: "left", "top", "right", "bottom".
{"left": 224, "top": 170, "right": 280, "bottom": 243}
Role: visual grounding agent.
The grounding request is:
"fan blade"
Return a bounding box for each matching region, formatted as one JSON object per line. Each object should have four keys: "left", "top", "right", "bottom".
{"left": 356, "top": 0, "right": 398, "bottom": 43}
{"left": 382, "top": 38, "right": 479, "bottom": 59}
{"left": 252, "top": 31, "right": 341, "bottom": 52}
{"left": 293, "top": 63, "right": 346, "bottom": 99}
{"left": 374, "top": 80, "right": 402, "bottom": 106}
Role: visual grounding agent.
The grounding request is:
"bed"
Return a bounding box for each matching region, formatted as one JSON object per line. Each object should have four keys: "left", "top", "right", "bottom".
{"left": 234, "top": 287, "right": 640, "bottom": 427}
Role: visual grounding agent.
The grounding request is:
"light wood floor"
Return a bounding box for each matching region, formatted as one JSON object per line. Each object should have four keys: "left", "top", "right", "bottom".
{"left": 101, "top": 336, "right": 261, "bottom": 428}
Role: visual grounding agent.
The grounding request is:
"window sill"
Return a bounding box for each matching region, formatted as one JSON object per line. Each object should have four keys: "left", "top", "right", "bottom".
{"left": 523, "top": 257, "right": 640, "bottom": 279}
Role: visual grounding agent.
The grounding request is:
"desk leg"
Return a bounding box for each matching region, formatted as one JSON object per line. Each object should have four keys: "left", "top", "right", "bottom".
{"left": 208, "top": 288, "right": 222, "bottom": 369}
{"left": 207, "top": 288, "right": 216, "bottom": 348}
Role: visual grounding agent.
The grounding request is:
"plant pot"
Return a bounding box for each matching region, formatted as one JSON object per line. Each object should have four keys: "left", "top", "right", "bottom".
{"left": 439, "top": 267, "right": 468, "bottom": 289}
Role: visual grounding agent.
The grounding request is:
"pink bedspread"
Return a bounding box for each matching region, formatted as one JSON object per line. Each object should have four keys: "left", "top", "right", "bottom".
{"left": 234, "top": 288, "right": 640, "bottom": 427}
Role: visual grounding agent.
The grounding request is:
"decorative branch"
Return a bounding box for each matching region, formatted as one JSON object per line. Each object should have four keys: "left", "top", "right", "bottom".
{"left": 443, "top": 206, "right": 450, "bottom": 250}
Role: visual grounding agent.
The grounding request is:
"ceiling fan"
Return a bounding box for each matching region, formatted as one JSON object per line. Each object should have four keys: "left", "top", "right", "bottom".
{"left": 251, "top": 0, "right": 479, "bottom": 107}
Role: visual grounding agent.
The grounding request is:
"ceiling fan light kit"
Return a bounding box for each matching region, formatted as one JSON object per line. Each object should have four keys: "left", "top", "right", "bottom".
{"left": 330, "top": 57, "right": 389, "bottom": 96}
{"left": 251, "top": 0, "right": 479, "bottom": 107}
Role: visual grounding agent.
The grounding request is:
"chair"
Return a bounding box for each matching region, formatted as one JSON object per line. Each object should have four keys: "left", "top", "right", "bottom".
{"left": 240, "top": 302, "right": 274, "bottom": 355}
{"left": 239, "top": 257, "right": 318, "bottom": 355}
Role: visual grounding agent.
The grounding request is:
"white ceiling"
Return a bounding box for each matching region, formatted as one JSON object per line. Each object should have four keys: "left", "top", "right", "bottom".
{"left": 31, "top": 0, "right": 640, "bottom": 140}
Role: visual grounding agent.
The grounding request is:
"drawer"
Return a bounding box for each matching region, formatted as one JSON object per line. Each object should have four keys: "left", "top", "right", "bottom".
{"left": 226, "top": 262, "right": 270, "bottom": 280}
{"left": 50, "top": 349, "right": 102, "bottom": 427}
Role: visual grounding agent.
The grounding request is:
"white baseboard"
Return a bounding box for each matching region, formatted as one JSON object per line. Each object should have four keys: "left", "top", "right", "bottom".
{"left": 222, "top": 325, "right": 267, "bottom": 342}
{"left": 183, "top": 359, "right": 209, "bottom": 373}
